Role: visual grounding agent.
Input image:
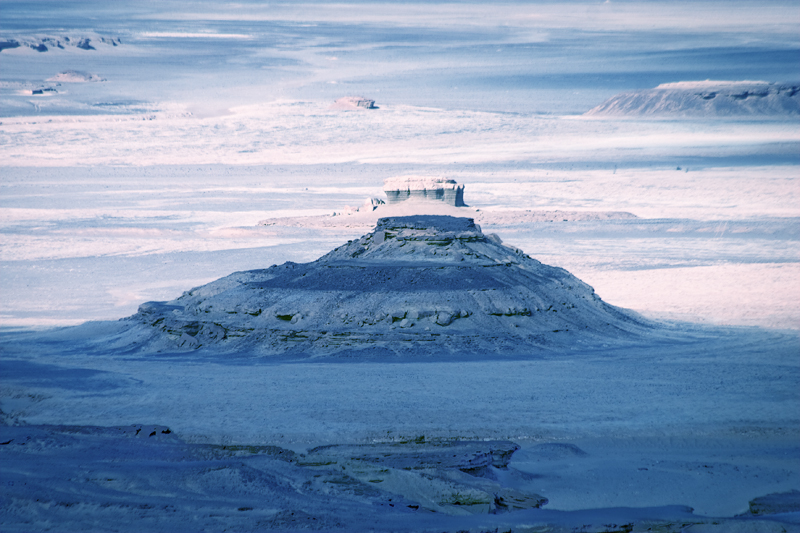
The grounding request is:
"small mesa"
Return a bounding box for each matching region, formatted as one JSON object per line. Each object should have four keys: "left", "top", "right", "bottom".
{"left": 48, "top": 70, "right": 105, "bottom": 83}
{"left": 586, "top": 80, "right": 800, "bottom": 117}
{"left": 383, "top": 176, "right": 466, "bottom": 207}
{"left": 330, "top": 96, "right": 377, "bottom": 110}
{"left": 29, "top": 87, "right": 58, "bottom": 95}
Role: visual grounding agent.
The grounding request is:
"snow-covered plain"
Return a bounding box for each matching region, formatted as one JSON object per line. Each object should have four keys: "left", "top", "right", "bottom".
{"left": 2, "top": 1, "right": 799, "bottom": 531}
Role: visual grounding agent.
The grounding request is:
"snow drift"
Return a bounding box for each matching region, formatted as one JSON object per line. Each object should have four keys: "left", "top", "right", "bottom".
{"left": 585, "top": 80, "right": 800, "bottom": 117}
{"left": 123, "top": 215, "right": 650, "bottom": 356}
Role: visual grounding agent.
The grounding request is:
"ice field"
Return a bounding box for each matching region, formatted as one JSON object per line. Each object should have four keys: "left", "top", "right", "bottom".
{"left": 1, "top": 1, "right": 799, "bottom": 531}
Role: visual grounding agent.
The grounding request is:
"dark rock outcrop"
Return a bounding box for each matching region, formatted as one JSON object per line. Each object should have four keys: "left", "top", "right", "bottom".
{"left": 0, "top": 35, "right": 119, "bottom": 53}
{"left": 0, "top": 40, "right": 20, "bottom": 52}
{"left": 306, "top": 440, "right": 520, "bottom": 471}
{"left": 75, "top": 38, "right": 95, "bottom": 50}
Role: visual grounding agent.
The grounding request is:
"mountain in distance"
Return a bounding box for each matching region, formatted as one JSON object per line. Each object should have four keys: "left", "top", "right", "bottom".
{"left": 585, "top": 80, "right": 800, "bottom": 117}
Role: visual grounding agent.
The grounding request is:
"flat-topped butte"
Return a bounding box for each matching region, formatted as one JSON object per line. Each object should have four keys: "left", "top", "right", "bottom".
{"left": 383, "top": 176, "right": 466, "bottom": 207}
{"left": 586, "top": 80, "right": 800, "bottom": 117}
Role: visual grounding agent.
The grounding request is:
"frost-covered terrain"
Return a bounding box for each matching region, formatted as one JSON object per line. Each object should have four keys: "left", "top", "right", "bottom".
{"left": 2, "top": 1, "right": 799, "bottom": 531}
{"left": 586, "top": 81, "right": 800, "bottom": 117}
{"left": 118, "top": 215, "right": 655, "bottom": 355}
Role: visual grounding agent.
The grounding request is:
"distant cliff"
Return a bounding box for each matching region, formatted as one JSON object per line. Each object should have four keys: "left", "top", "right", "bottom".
{"left": 585, "top": 81, "right": 799, "bottom": 117}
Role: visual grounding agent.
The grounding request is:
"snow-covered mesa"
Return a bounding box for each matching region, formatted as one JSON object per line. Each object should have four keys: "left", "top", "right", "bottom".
{"left": 123, "top": 215, "right": 651, "bottom": 356}
{"left": 383, "top": 175, "right": 466, "bottom": 206}
{"left": 586, "top": 80, "right": 800, "bottom": 117}
{"left": 47, "top": 70, "right": 105, "bottom": 83}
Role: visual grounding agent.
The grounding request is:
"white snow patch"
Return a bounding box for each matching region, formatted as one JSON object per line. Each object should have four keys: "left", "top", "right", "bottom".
{"left": 578, "top": 263, "right": 800, "bottom": 330}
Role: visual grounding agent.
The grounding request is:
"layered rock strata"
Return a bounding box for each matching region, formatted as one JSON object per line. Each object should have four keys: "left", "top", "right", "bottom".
{"left": 125, "top": 216, "right": 650, "bottom": 355}
{"left": 383, "top": 176, "right": 466, "bottom": 207}
{"left": 47, "top": 70, "right": 106, "bottom": 83}
{"left": 1, "top": 423, "right": 545, "bottom": 521}
{"left": 586, "top": 80, "right": 800, "bottom": 117}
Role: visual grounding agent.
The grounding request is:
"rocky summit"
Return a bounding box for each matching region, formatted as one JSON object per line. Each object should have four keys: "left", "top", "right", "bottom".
{"left": 125, "top": 216, "right": 651, "bottom": 356}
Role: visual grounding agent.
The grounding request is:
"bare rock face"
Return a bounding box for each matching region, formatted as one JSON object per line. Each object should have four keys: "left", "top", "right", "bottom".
{"left": 383, "top": 176, "right": 466, "bottom": 207}
{"left": 0, "top": 40, "right": 21, "bottom": 52}
{"left": 30, "top": 87, "right": 57, "bottom": 95}
{"left": 330, "top": 96, "right": 377, "bottom": 110}
{"left": 124, "top": 215, "right": 651, "bottom": 356}
{"left": 298, "top": 439, "right": 547, "bottom": 515}
{"left": 305, "top": 440, "right": 519, "bottom": 472}
{"left": 586, "top": 80, "right": 800, "bottom": 117}
{"left": 75, "top": 38, "right": 95, "bottom": 50}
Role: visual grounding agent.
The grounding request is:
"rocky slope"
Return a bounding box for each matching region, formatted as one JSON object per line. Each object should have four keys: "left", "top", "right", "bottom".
{"left": 586, "top": 81, "right": 800, "bottom": 117}
{"left": 123, "top": 215, "right": 651, "bottom": 356}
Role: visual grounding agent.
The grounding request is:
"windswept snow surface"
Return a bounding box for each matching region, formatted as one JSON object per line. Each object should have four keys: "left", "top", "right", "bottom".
{"left": 1, "top": 320, "right": 799, "bottom": 527}
{"left": 2, "top": 1, "right": 800, "bottom": 531}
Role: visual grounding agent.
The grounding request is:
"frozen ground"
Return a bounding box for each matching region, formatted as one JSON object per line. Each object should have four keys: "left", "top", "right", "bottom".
{"left": 2, "top": 322, "right": 799, "bottom": 531}
{"left": 1, "top": 1, "right": 799, "bottom": 531}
